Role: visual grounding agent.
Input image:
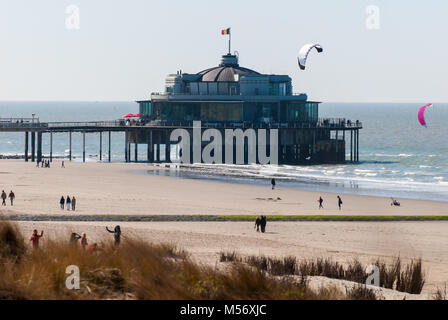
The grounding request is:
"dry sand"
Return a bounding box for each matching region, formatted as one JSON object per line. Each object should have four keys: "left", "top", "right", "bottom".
{"left": 1, "top": 160, "right": 448, "bottom": 299}
{"left": 0, "top": 160, "right": 447, "bottom": 216}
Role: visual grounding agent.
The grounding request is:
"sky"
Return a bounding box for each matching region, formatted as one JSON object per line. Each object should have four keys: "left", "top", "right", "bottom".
{"left": 0, "top": 0, "right": 446, "bottom": 102}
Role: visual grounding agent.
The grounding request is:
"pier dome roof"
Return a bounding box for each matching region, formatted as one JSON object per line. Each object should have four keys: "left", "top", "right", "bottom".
{"left": 197, "top": 54, "right": 260, "bottom": 82}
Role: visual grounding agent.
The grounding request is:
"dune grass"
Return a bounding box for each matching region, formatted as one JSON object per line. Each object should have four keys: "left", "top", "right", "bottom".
{"left": 0, "top": 220, "right": 377, "bottom": 300}
{"left": 219, "top": 252, "right": 426, "bottom": 295}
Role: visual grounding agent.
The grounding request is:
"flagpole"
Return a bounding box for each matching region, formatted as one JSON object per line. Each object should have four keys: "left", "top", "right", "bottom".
{"left": 228, "top": 32, "right": 231, "bottom": 54}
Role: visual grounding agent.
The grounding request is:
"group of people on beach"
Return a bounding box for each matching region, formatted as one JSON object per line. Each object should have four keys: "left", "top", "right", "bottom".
{"left": 318, "top": 195, "right": 343, "bottom": 210}
{"left": 270, "top": 178, "right": 344, "bottom": 210}
{"left": 60, "top": 196, "right": 76, "bottom": 211}
{"left": 29, "top": 225, "right": 122, "bottom": 250}
{"left": 1, "top": 190, "right": 15, "bottom": 206}
{"left": 36, "top": 159, "right": 51, "bottom": 168}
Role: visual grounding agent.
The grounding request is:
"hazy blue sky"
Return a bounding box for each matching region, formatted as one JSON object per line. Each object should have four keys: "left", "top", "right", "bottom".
{"left": 0, "top": 0, "right": 446, "bottom": 102}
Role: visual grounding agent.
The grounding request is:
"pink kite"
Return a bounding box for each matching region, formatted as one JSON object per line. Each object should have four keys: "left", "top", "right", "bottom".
{"left": 418, "top": 103, "right": 432, "bottom": 127}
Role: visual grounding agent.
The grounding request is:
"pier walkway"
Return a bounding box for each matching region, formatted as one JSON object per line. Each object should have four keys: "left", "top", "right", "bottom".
{"left": 0, "top": 117, "right": 362, "bottom": 164}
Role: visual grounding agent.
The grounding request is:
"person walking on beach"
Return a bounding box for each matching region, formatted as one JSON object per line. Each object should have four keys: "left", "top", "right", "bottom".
{"left": 61, "top": 161, "right": 65, "bottom": 168}
{"left": 66, "top": 196, "right": 71, "bottom": 211}
{"left": 337, "top": 196, "right": 343, "bottom": 210}
{"left": 69, "top": 232, "right": 82, "bottom": 246}
{"left": 106, "top": 225, "right": 121, "bottom": 246}
{"left": 254, "top": 216, "right": 262, "bottom": 232}
{"left": 30, "top": 229, "right": 44, "bottom": 249}
{"left": 1, "top": 190, "right": 6, "bottom": 206}
{"left": 260, "top": 216, "right": 267, "bottom": 233}
{"left": 71, "top": 196, "right": 76, "bottom": 211}
{"left": 8, "top": 190, "right": 15, "bottom": 206}
{"left": 318, "top": 196, "right": 324, "bottom": 209}
{"left": 60, "top": 196, "right": 65, "bottom": 210}
{"left": 271, "top": 178, "right": 276, "bottom": 190}
{"left": 81, "top": 233, "right": 88, "bottom": 250}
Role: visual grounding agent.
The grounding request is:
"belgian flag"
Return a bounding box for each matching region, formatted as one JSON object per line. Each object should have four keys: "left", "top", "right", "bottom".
{"left": 221, "top": 28, "right": 230, "bottom": 35}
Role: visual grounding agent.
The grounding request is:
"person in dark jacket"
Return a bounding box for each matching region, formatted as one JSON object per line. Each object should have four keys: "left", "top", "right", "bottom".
{"left": 260, "top": 216, "right": 267, "bottom": 233}
{"left": 318, "top": 196, "right": 324, "bottom": 209}
{"left": 66, "top": 196, "right": 71, "bottom": 211}
{"left": 1, "top": 190, "right": 6, "bottom": 206}
{"left": 254, "top": 216, "right": 262, "bottom": 232}
{"left": 271, "top": 178, "right": 276, "bottom": 190}
{"left": 60, "top": 196, "right": 65, "bottom": 210}
{"left": 337, "top": 196, "right": 343, "bottom": 210}
{"left": 71, "top": 196, "right": 76, "bottom": 211}
{"left": 106, "top": 225, "right": 121, "bottom": 245}
{"left": 8, "top": 190, "right": 15, "bottom": 206}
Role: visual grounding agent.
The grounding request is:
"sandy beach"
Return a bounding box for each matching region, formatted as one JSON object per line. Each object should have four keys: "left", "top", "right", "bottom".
{"left": 0, "top": 160, "right": 447, "bottom": 217}
{"left": 1, "top": 160, "right": 448, "bottom": 298}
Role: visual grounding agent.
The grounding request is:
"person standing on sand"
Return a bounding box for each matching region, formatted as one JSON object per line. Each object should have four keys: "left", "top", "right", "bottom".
{"left": 260, "top": 216, "right": 267, "bottom": 233}
{"left": 60, "top": 196, "right": 65, "bottom": 210}
{"left": 254, "top": 216, "right": 261, "bottom": 232}
{"left": 318, "top": 196, "right": 324, "bottom": 209}
{"left": 337, "top": 196, "right": 343, "bottom": 210}
{"left": 106, "top": 225, "right": 121, "bottom": 245}
{"left": 66, "top": 196, "right": 71, "bottom": 211}
{"left": 30, "top": 229, "right": 44, "bottom": 249}
{"left": 8, "top": 190, "right": 15, "bottom": 206}
{"left": 81, "top": 233, "right": 88, "bottom": 250}
{"left": 61, "top": 161, "right": 65, "bottom": 168}
{"left": 71, "top": 196, "right": 76, "bottom": 211}
{"left": 271, "top": 178, "right": 276, "bottom": 190}
{"left": 1, "top": 190, "right": 6, "bottom": 206}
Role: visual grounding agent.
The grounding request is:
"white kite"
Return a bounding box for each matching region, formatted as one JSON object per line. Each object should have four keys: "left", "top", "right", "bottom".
{"left": 298, "top": 43, "right": 323, "bottom": 70}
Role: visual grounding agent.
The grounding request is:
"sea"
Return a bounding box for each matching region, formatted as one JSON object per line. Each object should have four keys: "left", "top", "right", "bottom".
{"left": 0, "top": 101, "right": 447, "bottom": 202}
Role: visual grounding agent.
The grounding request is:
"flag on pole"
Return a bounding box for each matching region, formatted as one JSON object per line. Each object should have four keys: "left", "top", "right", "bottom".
{"left": 221, "top": 28, "right": 230, "bottom": 35}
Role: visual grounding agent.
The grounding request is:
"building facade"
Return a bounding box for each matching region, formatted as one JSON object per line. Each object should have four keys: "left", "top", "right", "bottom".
{"left": 133, "top": 53, "right": 361, "bottom": 165}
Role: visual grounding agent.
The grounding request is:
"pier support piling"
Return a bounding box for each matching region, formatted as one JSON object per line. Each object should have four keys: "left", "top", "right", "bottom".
{"left": 108, "top": 131, "right": 111, "bottom": 162}
{"left": 350, "top": 130, "right": 353, "bottom": 163}
{"left": 165, "top": 130, "right": 171, "bottom": 163}
{"left": 134, "top": 143, "right": 138, "bottom": 162}
{"left": 69, "top": 131, "right": 72, "bottom": 161}
{"left": 37, "top": 131, "right": 42, "bottom": 163}
{"left": 50, "top": 132, "right": 53, "bottom": 162}
{"left": 147, "top": 130, "right": 153, "bottom": 163}
{"left": 31, "top": 132, "right": 36, "bottom": 162}
{"left": 82, "top": 131, "right": 86, "bottom": 163}
{"left": 99, "top": 132, "right": 102, "bottom": 162}
{"left": 24, "top": 132, "right": 29, "bottom": 162}
{"left": 124, "top": 130, "right": 128, "bottom": 163}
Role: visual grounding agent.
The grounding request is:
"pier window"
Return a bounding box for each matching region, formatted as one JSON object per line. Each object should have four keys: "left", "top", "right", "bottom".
{"left": 139, "top": 101, "right": 151, "bottom": 118}
{"left": 281, "top": 102, "right": 318, "bottom": 123}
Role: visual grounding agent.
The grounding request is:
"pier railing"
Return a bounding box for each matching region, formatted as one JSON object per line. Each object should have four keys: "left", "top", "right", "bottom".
{"left": 0, "top": 117, "right": 46, "bottom": 129}
{"left": 46, "top": 120, "right": 125, "bottom": 128}
{"left": 0, "top": 118, "right": 362, "bottom": 131}
{"left": 143, "top": 118, "right": 362, "bottom": 129}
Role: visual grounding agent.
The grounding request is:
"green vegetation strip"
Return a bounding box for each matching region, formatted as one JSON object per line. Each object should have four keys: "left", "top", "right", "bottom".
{"left": 3, "top": 214, "right": 448, "bottom": 222}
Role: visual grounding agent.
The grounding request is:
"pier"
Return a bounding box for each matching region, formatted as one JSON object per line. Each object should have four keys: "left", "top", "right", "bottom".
{"left": 0, "top": 117, "right": 362, "bottom": 164}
